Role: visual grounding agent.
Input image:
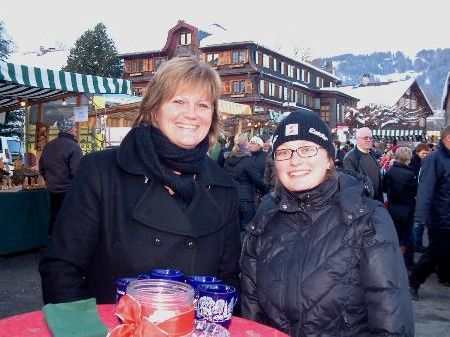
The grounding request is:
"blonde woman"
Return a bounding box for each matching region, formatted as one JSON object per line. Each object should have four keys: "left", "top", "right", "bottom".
{"left": 40, "top": 58, "right": 241, "bottom": 304}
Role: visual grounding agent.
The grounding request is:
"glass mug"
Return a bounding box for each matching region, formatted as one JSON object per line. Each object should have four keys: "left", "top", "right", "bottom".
{"left": 142, "top": 269, "right": 186, "bottom": 282}
{"left": 126, "top": 279, "right": 195, "bottom": 336}
{"left": 196, "top": 284, "right": 239, "bottom": 329}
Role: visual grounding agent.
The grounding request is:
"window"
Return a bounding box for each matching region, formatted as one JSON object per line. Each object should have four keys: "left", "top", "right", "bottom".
{"left": 180, "top": 33, "right": 192, "bottom": 45}
{"left": 207, "top": 53, "right": 219, "bottom": 66}
{"left": 291, "top": 90, "right": 297, "bottom": 102}
{"left": 273, "top": 59, "right": 277, "bottom": 72}
{"left": 320, "top": 104, "right": 331, "bottom": 123}
{"left": 296, "top": 68, "right": 300, "bottom": 80}
{"left": 336, "top": 103, "right": 343, "bottom": 122}
{"left": 301, "top": 69, "right": 310, "bottom": 83}
{"left": 154, "top": 58, "right": 165, "bottom": 70}
{"left": 232, "top": 50, "right": 245, "bottom": 64}
{"left": 280, "top": 61, "right": 285, "bottom": 75}
{"left": 133, "top": 88, "right": 143, "bottom": 96}
{"left": 259, "top": 80, "right": 265, "bottom": 94}
{"left": 283, "top": 87, "right": 288, "bottom": 100}
{"left": 329, "top": 81, "right": 336, "bottom": 88}
{"left": 232, "top": 80, "right": 246, "bottom": 93}
{"left": 278, "top": 86, "right": 283, "bottom": 99}
{"left": 255, "top": 51, "right": 260, "bottom": 65}
{"left": 268, "top": 82, "right": 275, "bottom": 97}
{"left": 288, "top": 65, "right": 294, "bottom": 78}
{"left": 131, "top": 59, "right": 143, "bottom": 73}
{"left": 316, "top": 76, "right": 324, "bottom": 88}
{"left": 301, "top": 93, "right": 307, "bottom": 106}
{"left": 263, "top": 54, "right": 270, "bottom": 68}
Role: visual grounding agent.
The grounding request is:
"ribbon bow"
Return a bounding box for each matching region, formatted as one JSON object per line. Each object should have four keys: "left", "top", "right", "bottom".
{"left": 107, "top": 294, "right": 195, "bottom": 337}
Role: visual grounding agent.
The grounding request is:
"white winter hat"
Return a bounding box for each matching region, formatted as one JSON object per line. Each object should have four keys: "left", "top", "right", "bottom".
{"left": 249, "top": 136, "right": 264, "bottom": 148}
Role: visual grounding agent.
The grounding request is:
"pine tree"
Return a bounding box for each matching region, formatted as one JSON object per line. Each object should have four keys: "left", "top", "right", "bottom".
{"left": 0, "top": 109, "right": 25, "bottom": 138}
{"left": 0, "top": 21, "right": 14, "bottom": 61}
{"left": 63, "top": 23, "right": 122, "bottom": 77}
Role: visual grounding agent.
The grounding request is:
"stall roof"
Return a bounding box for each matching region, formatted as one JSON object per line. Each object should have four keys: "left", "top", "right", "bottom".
{"left": 0, "top": 61, "right": 132, "bottom": 113}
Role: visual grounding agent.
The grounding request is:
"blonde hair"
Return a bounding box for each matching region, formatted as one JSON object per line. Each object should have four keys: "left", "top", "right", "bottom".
{"left": 394, "top": 146, "right": 412, "bottom": 165}
{"left": 134, "top": 57, "right": 223, "bottom": 146}
{"left": 232, "top": 133, "right": 249, "bottom": 152}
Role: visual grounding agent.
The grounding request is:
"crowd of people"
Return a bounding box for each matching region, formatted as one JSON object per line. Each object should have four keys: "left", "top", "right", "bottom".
{"left": 37, "top": 57, "right": 450, "bottom": 337}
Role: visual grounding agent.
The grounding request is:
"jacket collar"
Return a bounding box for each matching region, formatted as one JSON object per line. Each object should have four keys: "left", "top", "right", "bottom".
{"left": 116, "top": 127, "right": 235, "bottom": 188}
{"left": 58, "top": 132, "right": 78, "bottom": 142}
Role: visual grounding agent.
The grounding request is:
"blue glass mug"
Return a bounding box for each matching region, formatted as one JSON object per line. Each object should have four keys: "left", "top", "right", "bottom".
{"left": 147, "top": 269, "right": 185, "bottom": 282}
{"left": 196, "top": 284, "right": 239, "bottom": 329}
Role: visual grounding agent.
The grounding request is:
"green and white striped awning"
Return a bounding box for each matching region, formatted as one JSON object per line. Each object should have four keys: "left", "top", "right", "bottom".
{"left": 0, "top": 60, "right": 132, "bottom": 112}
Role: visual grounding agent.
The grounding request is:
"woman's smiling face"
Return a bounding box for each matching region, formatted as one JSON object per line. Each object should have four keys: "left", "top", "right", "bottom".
{"left": 156, "top": 84, "right": 213, "bottom": 149}
{"left": 274, "top": 139, "right": 332, "bottom": 191}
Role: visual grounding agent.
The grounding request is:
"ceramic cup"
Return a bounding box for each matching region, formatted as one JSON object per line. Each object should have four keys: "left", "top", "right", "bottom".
{"left": 196, "top": 284, "right": 239, "bottom": 329}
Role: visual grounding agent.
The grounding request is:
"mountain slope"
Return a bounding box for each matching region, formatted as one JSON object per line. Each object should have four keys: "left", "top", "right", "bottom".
{"left": 318, "top": 48, "right": 450, "bottom": 109}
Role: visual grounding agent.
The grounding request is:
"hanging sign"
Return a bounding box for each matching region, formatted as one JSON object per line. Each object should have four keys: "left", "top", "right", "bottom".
{"left": 74, "top": 106, "right": 89, "bottom": 122}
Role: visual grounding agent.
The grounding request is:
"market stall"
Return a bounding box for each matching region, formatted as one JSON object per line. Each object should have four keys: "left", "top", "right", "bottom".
{"left": 0, "top": 60, "right": 132, "bottom": 254}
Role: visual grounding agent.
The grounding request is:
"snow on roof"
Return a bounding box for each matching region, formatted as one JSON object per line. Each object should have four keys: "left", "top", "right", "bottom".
{"left": 325, "top": 79, "right": 416, "bottom": 109}
{"left": 197, "top": 23, "right": 339, "bottom": 81}
{"left": 7, "top": 48, "right": 69, "bottom": 71}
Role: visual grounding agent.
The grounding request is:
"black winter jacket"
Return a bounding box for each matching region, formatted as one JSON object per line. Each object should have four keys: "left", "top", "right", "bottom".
{"left": 224, "top": 151, "right": 268, "bottom": 201}
{"left": 39, "top": 132, "right": 82, "bottom": 193}
{"left": 383, "top": 162, "right": 417, "bottom": 207}
{"left": 241, "top": 174, "right": 413, "bottom": 337}
{"left": 414, "top": 141, "right": 450, "bottom": 229}
{"left": 40, "top": 129, "right": 241, "bottom": 304}
{"left": 251, "top": 150, "right": 268, "bottom": 177}
{"left": 343, "top": 147, "right": 383, "bottom": 202}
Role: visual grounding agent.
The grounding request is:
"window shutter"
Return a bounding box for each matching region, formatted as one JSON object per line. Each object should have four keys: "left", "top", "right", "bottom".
{"left": 243, "top": 50, "right": 249, "bottom": 63}
{"left": 245, "top": 80, "right": 253, "bottom": 93}
{"left": 222, "top": 80, "right": 232, "bottom": 94}
{"left": 124, "top": 60, "right": 131, "bottom": 73}
{"left": 223, "top": 51, "right": 231, "bottom": 64}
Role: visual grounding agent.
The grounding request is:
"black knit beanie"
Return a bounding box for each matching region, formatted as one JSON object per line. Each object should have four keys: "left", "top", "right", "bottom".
{"left": 272, "top": 108, "right": 335, "bottom": 159}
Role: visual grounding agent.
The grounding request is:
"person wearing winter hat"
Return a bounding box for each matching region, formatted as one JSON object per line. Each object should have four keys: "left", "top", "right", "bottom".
{"left": 249, "top": 136, "right": 267, "bottom": 177}
{"left": 241, "top": 108, "right": 413, "bottom": 337}
{"left": 39, "top": 114, "right": 82, "bottom": 235}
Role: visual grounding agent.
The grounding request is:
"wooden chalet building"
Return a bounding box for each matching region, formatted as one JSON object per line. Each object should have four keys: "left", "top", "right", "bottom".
{"left": 329, "top": 77, "right": 434, "bottom": 141}
{"left": 120, "top": 20, "right": 357, "bottom": 133}
{"left": 443, "top": 72, "right": 450, "bottom": 126}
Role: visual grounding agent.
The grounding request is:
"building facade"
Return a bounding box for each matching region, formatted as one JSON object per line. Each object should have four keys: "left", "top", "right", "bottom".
{"left": 120, "top": 21, "right": 357, "bottom": 133}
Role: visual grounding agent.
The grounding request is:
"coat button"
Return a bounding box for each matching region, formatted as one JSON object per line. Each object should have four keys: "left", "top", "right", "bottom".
{"left": 185, "top": 239, "right": 196, "bottom": 249}
{"left": 360, "top": 209, "right": 364, "bottom": 213}
{"left": 347, "top": 215, "right": 353, "bottom": 220}
{"left": 282, "top": 204, "right": 288, "bottom": 210}
{"left": 152, "top": 238, "right": 161, "bottom": 246}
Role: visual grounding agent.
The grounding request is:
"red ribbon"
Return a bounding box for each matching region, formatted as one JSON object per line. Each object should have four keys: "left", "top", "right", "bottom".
{"left": 107, "top": 294, "right": 195, "bottom": 337}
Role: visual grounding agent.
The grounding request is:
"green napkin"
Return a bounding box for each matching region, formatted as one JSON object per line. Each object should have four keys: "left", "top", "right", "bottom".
{"left": 42, "top": 298, "right": 108, "bottom": 337}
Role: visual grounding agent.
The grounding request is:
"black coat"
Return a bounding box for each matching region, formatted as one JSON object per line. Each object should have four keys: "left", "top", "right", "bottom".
{"left": 251, "top": 150, "right": 268, "bottom": 178}
{"left": 39, "top": 129, "right": 241, "bottom": 304}
{"left": 414, "top": 141, "right": 450, "bottom": 229}
{"left": 39, "top": 132, "right": 82, "bottom": 193}
{"left": 224, "top": 151, "right": 268, "bottom": 201}
{"left": 241, "top": 174, "right": 413, "bottom": 337}
{"left": 383, "top": 162, "right": 417, "bottom": 207}
{"left": 343, "top": 147, "right": 383, "bottom": 202}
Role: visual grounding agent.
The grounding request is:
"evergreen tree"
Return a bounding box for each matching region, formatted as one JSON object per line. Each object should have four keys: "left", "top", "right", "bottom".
{"left": 63, "top": 22, "right": 122, "bottom": 77}
{"left": 0, "top": 21, "right": 14, "bottom": 61}
{"left": 0, "top": 109, "right": 25, "bottom": 138}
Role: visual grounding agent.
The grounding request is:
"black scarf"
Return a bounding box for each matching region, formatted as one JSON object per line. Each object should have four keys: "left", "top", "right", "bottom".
{"left": 134, "top": 125, "right": 209, "bottom": 203}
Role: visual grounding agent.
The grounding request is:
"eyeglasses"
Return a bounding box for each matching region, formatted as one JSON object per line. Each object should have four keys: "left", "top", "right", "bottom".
{"left": 274, "top": 146, "right": 320, "bottom": 161}
{"left": 358, "top": 136, "right": 373, "bottom": 141}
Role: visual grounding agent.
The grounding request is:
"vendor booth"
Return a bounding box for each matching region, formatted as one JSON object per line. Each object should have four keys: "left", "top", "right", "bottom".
{"left": 0, "top": 60, "right": 131, "bottom": 254}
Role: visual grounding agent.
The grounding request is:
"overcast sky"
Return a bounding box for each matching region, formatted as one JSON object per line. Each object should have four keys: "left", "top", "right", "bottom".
{"left": 2, "top": 0, "right": 448, "bottom": 59}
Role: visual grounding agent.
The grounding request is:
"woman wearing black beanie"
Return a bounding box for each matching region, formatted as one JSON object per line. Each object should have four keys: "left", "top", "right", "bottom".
{"left": 241, "top": 108, "right": 413, "bottom": 337}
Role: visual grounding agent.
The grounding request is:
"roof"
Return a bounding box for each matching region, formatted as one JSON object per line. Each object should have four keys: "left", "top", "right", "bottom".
{"left": 322, "top": 79, "right": 416, "bottom": 108}
{"left": 442, "top": 72, "right": 450, "bottom": 111}
{"left": 0, "top": 61, "right": 132, "bottom": 113}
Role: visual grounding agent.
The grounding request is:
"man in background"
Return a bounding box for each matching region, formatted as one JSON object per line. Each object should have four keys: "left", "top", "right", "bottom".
{"left": 39, "top": 116, "right": 82, "bottom": 235}
{"left": 409, "top": 125, "right": 450, "bottom": 299}
{"left": 343, "top": 127, "right": 383, "bottom": 201}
